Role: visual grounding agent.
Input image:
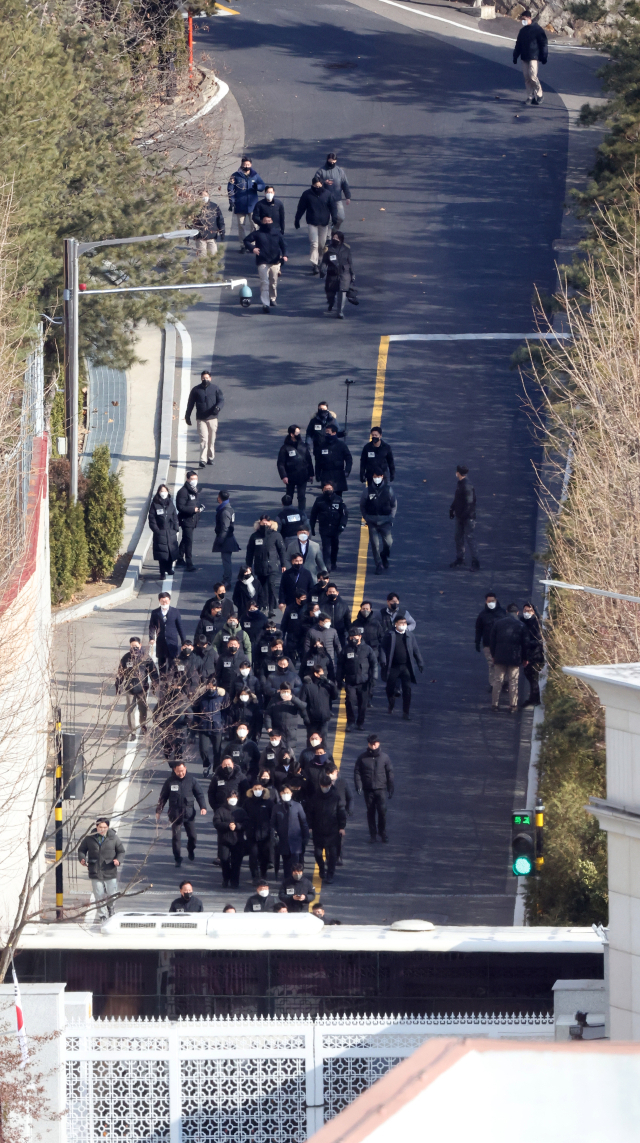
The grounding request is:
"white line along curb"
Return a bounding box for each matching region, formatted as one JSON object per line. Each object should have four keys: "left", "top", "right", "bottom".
{"left": 370, "top": 0, "right": 593, "bottom": 48}
{"left": 138, "top": 80, "right": 230, "bottom": 146}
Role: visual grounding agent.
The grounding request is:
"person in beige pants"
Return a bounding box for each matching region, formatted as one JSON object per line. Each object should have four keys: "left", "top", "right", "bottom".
{"left": 512, "top": 11, "right": 548, "bottom": 106}
{"left": 294, "top": 177, "right": 339, "bottom": 275}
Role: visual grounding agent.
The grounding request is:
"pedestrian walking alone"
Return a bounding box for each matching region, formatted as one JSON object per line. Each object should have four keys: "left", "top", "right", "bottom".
{"left": 309, "top": 775, "right": 346, "bottom": 884}
{"left": 78, "top": 817, "right": 125, "bottom": 921}
{"left": 227, "top": 155, "right": 265, "bottom": 249}
{"left": 192, "top": 190, "right": 225, "bottom": 257}
{"left": 244, "top": 217, "right": 288, "bottom": 312}
{"left": 156, "top": 762, "right": 207, "bottom": 867}
{"left": 513, "top": 10, "right": 548, "bottom": 105}
{"left": 354, "top": 736, "right": 394, "bottom": 843}
{"left": 449, "top": 464, "right": 480, "bottom": 571}
{"left": 360, "top": 472, "right": 396, "bottom": 574}
{"left": 149, "top": 484, "right": 179, "bottom": 578}
{"left": 521, "top": 601, "right": 544, "bottom": 707}
{"left": 320, "top": 231, "right": 354, "bottom": 319}
{"left": 185, "top": 370, "right": 224, "bottom": 469}
{"left": 381, "top": 614, "right": 423, "bottom": 719}
{"left": 294, "top": 177, "right": 338, "bottom": 275}
{"left": 475, "top": 591, "right": 505, "bottom": 692}
{"left": 213, "top": 489, "right": 240, "bottom": 587}
{"left": 314, "top": 152, "right": 352, "bottom": 227}
{"left": 149, "top": 592, "right": 185, "bottom": 673}
{"left": 489, "top": 603, "right": 528, "bottom": 713}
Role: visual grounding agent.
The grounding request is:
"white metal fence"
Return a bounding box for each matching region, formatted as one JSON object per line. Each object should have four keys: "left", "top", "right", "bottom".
{"left": 66, "top": 1011, "right": 554, "bottom": 1142}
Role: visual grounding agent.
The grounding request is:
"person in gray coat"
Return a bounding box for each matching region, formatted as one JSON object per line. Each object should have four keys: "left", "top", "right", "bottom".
{"left": 314, "top": 152, "right": 352, "bottom": 226}
{"left": 320, "top": 232, "right": 354, "bottom": 319}
{"left": 213, "top": 489, "right": 240, "bottom": 587}
{"left": 381, "top": 615, "right": 424, "bottom": 719}
{"left": 286, "top": 526, "right": 327, "bottom": 575}
{"left": 78, "top": 818, "right": 125, "bottom": 921}
{"left": 303, "top": 615, "right": 342, "bottom": 666}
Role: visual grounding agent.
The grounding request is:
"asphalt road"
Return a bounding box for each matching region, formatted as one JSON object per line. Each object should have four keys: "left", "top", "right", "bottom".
{"left": 57, "top": 0, "right": 604, "bottom": 925}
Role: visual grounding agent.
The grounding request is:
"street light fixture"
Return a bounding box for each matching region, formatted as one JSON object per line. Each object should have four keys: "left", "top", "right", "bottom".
{"left": 63, "top": 230, "right": 244, "bottom": 501}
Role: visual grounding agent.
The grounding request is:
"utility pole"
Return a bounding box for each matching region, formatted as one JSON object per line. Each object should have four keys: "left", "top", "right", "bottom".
{"left": 63, "top": 238, "right": 79, "bottom": 504}
{"left": 54, "top": 709, "right": 64, "bottom": 920}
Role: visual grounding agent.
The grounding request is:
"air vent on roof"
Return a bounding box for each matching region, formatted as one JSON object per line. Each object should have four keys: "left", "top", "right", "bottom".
{"left": 119, "top": 922, "right": 157, "bottom": 929}
{"left": 161, "top": 922, "right": 198, "bottom": 929}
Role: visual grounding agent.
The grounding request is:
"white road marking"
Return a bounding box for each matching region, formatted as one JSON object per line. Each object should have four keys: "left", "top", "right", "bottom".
{"left": 388, "top": 332, "right": 570, "bottom": 341}
{"left": 365, "top": 0, "right": 592, "bottom": 48}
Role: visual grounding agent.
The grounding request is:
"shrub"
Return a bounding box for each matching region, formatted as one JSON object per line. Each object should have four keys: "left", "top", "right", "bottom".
{"left": 49, "top": 484, "right": 89, "bottom": 605}
{"left": 84, "top": 444, "right": 125, "bottom": 581}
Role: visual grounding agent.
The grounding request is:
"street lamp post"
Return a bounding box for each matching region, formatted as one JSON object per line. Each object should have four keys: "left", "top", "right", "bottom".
{"left": 62, "top": 229, "right": 245, "bottom": 501}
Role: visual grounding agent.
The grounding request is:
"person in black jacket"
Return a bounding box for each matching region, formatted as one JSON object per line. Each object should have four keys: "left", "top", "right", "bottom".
{"left": 277, "top": 426, "right": 314, "bottom": 511}
{"left": 213, "top": 790, "right": 248, "bottom": 888}
{"left": 252, "top": 185, "right": 285, "bottom": 233}
{"left": 353, "top": 602, "right": 383, "bottom": 708}
{"left": 201, "top": 584, "right": 236, "bottom": 624}
{"left": 521, "top": 601, "right": 544, "bottom": 707}
{"left": 244, "top": 782, "right": 276, "bottom": 879}
{"left": 244, "top": 218, "right": 288, "bottom": 312}
{"left": 489, "top": 603, "right": 528, "bottom": 713}
{"left": 193, "top": 634, "right": 218, "bottom": 680}
{"left": 337, "top": 629, "right": 377, "bottom": 732}
{"left": 149, "top": 592, "right": 185, "bottom": 672}
{"left": 278, "top": 555, "right": 314, "bottom": 610}
{"left": 361, "top": 474, "right": 397, "bottom": 575}
{"left": 294, "top": 176, "right": 339, "bottom": 274}
{"left": 213, "top": 490, "right": 240, "bottom": 587}
{"left": 185, "top": 371, "right": 224, "bottom": 468}
{"left": 305, "top": 402, "right": 341, "bottom": 462}
{"left": 381, "top": 616, "right": 424, "bottom": 719}
{"left": 280, "top": 590, "right": 310, "bottom": 664}
{"left": 233, "top": 566, "right": 265, "bottom": 617}
{"left": 176, "top": 470, "right": 203, "bottom": 571}
{"left": 244, "top": 879, "right": 273, "bottom": 912}
{"left": 220, "top": 724, "right": 260, "bottom": 777}
{"left": 309, "top": 775, "right": 346, "bottom": 883}
{"left": 513, "top": 11, "right": 548, "bottom": 105}
{"left": 323, "top": 584, "right": 351, "bottom": 647}
{"left": 278, "top": 862, "right": 314, "bottom": 910}
{"left": 149, "top": 485, "right": 179, "bottom": 578}
{"left": 169, "top": 881, "right": 204, "bottom": 912}
{"left": 450, "top": 464, "right": 479, "bottom": 571}
{"left": 315, "top": 425, "right": 352, "bottom": 495}
{"left": 156, "top": 762, "right": 207, "bottom": 866}
{"left": 310, "top": 482, "right": 348, "bottom": 571}
{"left": 264, "top": 684, "right": 309, "bottom": 754}
{"left": 379, "top": 592, "right": 416, "bottom": 634}
{"left": 78, "top": 818, "right": 125, "bottom": 920}
{"left": 277, "top": 495, "right": 311, "bottom": 541}
{"left": 319, "top": 231, "right": 354, "bottom": 319}
{"left": 475, "top": 592, "right": 506, "bottom": 691}
{"left": 326, "top": 762, "right": 353, "bottom": 864}
{"left": 246, "top": 515, "right": 287, "bottom": 615}
{"left": 300, "top": 665, "right": 339, "bottom": 740}
{"left": 116, "top": 638, "right": 158, "bottom": 736}
{"left": 354, "top": 735, "right": 394, "bottom": 842}
{"left": 192, "top": 191, "right": 225, "bottom": 256}
{"left": 360, "top": 428, "right": 395, "bottom": 486}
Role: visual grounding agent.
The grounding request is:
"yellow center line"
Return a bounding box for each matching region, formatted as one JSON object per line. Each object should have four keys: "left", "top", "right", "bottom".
{"left": 214, "top": 2, "right": 240, "bottom": 12}
{"left": 310, "top": 335, "right": 390, "bottom": 905}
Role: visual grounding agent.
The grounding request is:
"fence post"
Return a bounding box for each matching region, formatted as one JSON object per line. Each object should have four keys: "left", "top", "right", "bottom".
{"left": 168, "top": 1019, "right": 182, "bottom": 1143}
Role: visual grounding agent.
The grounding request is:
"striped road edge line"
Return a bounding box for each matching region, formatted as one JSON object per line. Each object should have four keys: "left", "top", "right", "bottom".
{"left": 387, "top": 332, "right": 570, "bottom": 341}
{"left": 311, "top": 335, "right": 390, "bottom": 904}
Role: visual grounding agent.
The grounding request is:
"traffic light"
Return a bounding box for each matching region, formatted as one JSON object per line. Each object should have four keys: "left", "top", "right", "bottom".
{"left": 511, "top": 810, "right": 535, "bottom": 876}
{"left": 62, "top": 731, "right": 85, "bottom": 801}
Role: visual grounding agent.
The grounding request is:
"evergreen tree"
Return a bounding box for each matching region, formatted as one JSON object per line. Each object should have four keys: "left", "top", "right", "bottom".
{"left": 84, "top": 444, "right": 126, "bottom": 580}
{"left": 49, "top": 486, "right": 89, "bottom": 604}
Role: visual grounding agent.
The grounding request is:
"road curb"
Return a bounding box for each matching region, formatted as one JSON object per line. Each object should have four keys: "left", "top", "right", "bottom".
{"left": 138, "top": 68, "right": 229, "bottom": 148}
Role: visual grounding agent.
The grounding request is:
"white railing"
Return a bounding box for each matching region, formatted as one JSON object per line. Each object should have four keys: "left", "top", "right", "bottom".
{"left": 65, "top": 1011, "right": 554, "bottom": 1142}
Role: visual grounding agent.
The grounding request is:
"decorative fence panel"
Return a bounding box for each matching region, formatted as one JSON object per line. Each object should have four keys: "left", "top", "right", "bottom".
{"left": 65, "top": 1012, "right": 554, "bottom": 1142}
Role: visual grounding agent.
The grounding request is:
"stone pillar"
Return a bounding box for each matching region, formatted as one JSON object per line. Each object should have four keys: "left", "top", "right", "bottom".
{"left": 564, "top": 662, "right": 640, "bottom": 1040}
{"left": 0, "top": 982, "right": 68, "bottom": 1143}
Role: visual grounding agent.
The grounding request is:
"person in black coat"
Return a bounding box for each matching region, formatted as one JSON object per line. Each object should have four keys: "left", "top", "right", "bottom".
{"left": 277, "top": 861, "right": 314, "bottom": 909}
{"left": 381, "top": 616, "right": 424, "bottom": 719}
{"left": 185, "top": 371, "right": 224, "bottom": 468}
{"left": 149, "top": 485, "right": 179, "bottom": 578}
{"left": 176, "top": 470, "right": 203, "bottom": 571}
{"left": 513, "top": 11, "right": 548, "bottom": 105}
{"left": 244, "top": 219, "right": 288, "bottom": 312}
{"left": 310, "top": 482, "right": 349, "bottom": 572}
{"left": 240, "top": 599, "right": 269, "bottom": 648}
{"left": 319, "top": 231, "right": 354, "bottom": 319}
{"left": 193, "top": 634, "right": 218, "bottom": 680}
{"left": 220, "top": 725, "right": 260, "bottom": 777}
{"left": 315, "top": 425, "right": 352, "bottom": 494}
{"left": 300, "top": 666, "right": 339, "bottom": 740}
{"left": 169, "top": 881, "right": 204, "bottom": 912}
{"left": 308, "top": 776, "right": 346, "bottom": 883}
{"left": 252, "top": 186, "right": 285, "bottom": 233}
{"left": 213, "top": 490, "right": 240, "bottom": 587}
{"left": 77, "top": 819, "right": 125, "bottom": 920}
{"left": 264, "top": 685, "right": 309, "bottom": 754}
{"left": 521, "top": 601, "right": 544, "bottom": 707}
{"left": 360, "top": 477, "right": 397, "bottom": 575}
{"left": 116, "top": 638, "right": 158, "bottom": 736}
{"left": 337, "top": 629, "right": 377, "bottom": 731}
{"left": 200, "top": 584, "right": 236, "bottom": 624}
{"left": 354, "top": 735, "right": 394, "bottom": 842}
{"left": 277, "top": 495, "right": 311, "bottom": 541}
{"left": 233, "top": 566, "right": 265, "bottom": 616}
{"left": 277, "top": 426, "right": 314, "bottom": 512}
{"left": 489, "top": 603, "right": 528, "bottom": 713}
{"left": 360, "top": 429, "right": 395, "bottom": 486}
{"left": 450, "top": 464, "right": 479, "bottom": 571}
{"left": 149, "top": 592, "right": 185, "bottom": 672}
{"left": 294, "top": 176, "right": 339, "bottom": 273}
{"left": 475, "top": 591, "right": 506, "bottom": 691}
{"left": 213, "top": 791, "right": 248, "bottom": 888}
{"left": 244, "top": 782, "right": 276, "bottom": 879}
{"left": 244, "top": 880, "right": 273, "bottom": 912}
{"left": 305, "top": 402, "right": 341, "bottom": 461}
{"left": 278, "top": 556, "right": 314, "bottom": 610}
{"left": 323, "top": 584, "right": 351, "bottom": 648}
{"left": 246, "top": 515, "right": 287, "bottom": 614}
{"left": 156, "top": 762, "right": 207, "bottom": 866}
{"left": 280, "top": 591, "right": 309, "bottom": 664}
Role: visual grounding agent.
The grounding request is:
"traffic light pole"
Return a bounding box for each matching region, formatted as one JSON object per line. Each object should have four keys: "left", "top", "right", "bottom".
{"left": 54, "top": 709, "right": 64, "bottom": 920}
{"left": 63, "top": 238, "right": 80, "bottom": 506}
{"left": 535, "top": 799, "right": 544, "bottom": 871}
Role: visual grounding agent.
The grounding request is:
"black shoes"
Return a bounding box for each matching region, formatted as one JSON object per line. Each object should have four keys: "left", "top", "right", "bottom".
{"left": 199, "top": 462, "right": 206, "bottom": 468}
{"left": 186, "top": 564, "right": 197, "bottom": 573}
{"left": 176, "top": 557, "right": 186, "bottom": 567}
{"left": 375, "top": 565, "right": 383, "bottom": 575}
{"left": 324, "top": 874, "right": 334, "bottom": 884}
{"left": 345, "top": 723, "right": 355, "bottom": 733}
{"left": 380, "top": 833, "right": 389, "bottom": 843}
{"left": 175, "top": 857, "right": 182, "bottom": 867}
{"left": 207, "top": 458, "right": 213, "bottom": 464}
{"left": 337, "top": 856, "right": 344, "bottom": 866}
{"left": 450, "top": 558, "right": 464, "bottom": 568}
{"left": 263, "top": 305, "right": 270, "bottom": 313}
{"left": 402, "top": 712, "right": 411, "bottom": 721}
{"left": 471, "top": 557, "right": 481, "bottom": 571}
{"left": 311, "top": 266, "right": 320, "bottom": 275}
{"left": 368, "top": 835, "right": 377, "bottom": 843}
{"left": 188, "top": 850, "right": 195, "bottom": 861}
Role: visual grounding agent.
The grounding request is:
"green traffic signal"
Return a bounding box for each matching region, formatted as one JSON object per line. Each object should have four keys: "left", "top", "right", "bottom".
{"left": 513, "top": 853, "right": 534, "bottom": 876}
{"left": 511, "top": 814, "right": 536, "bottom": 877}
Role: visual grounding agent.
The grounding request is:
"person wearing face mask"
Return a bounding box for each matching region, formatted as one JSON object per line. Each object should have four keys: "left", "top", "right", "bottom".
{"left": 300, "top": 665, "right": 339, "bottom": 741}
{"left": 278, "top": 554, "right": 314, "bottom": 611}
{"left": 310, "top": 481, "right": 349, "bottom": 572}
{"left": 200, "top": 584, "right": 236, "bottom": 625}
{"left": 277, "top": 494, "right": 311, "bottom": 541}
{"left": 360, "top": 473, "right": 397, "bottom": 575}
{"left": 227, "top": 155, "right": 265, "bottom": 250}
{"left": 148, "top": 484, "right": 179, "bottom": 579}
{"left": 280, "top": 592, "right": 310, "bottom": 665}
{"left": 169, "top": 880, "right": 204, "bottom": 912}
{"left": 310, "top": 571, "right": 331, "bottom": 607}
{"left": 309, "top": 775, "right": 346, "bottom": 884}
{"left": 360, "top": 428, "right": 395, "bottom": 487}
{"left": 246, "top": 514, "right": 287, "bottom": 616}
{"left": 185, "top": 370, "right": 225, "bottom": 469}
{"left": 277, "top": 426, "right": 315, "bottom": 513}
{"left": 319, "top": 231, "right": 354, "bottom": 319}
{"left": 252, "top": 185, "right": 285, "bottom": 233}
{"left": 273, "top": 752, "right": 303, "bottom": 796}
{"left": 354, "top": 735, "right": 394, "bottom": 843}
{"left": 244, "top": 215, "right": 288, "bottom": 312}
{"left": 301, "top": 744, "right": 334, "bottom": 810}
{"left": 244, "top": 782, "right": 275, "bottom": 879}
{"left": 149, "top": 592, "right": 185, "bottom": 673}
{"left": 305, "top": 402, "right": 342, "bottom": 462}
{"left": 195, "top": 603, "right": 225, "bottom": 651}
{"left": 231, "top": 659, "right": 259, "bottom": 698}
{"left": 208, "top": 754, "right": 244, "bottom": 810}
{"left": 244, "top": 879, "right": 272, "bottom": 912}
{"left": 213, "top": 491, "right": 240, "bottom": 588}
{"left": 233, "top": 565, "right": 265, "bottom": 617}
{"left": 475, "top": 592, "right": 506, "bottom": 692}
{"left": 115, "top": 637, "right": 158, "bottom": 737}
{"left": 175, "top": 470, "right": 203, "bottom": 572}
{"left": 303, "top": 611, "right": 342, "bottom": 668}
{"left": 156, "top": 761, "right": 207, "bottom": 867}
{"left": 239, "top": 599, "right": 269, "bottom": 648}
{"left": 326, "top": 763, "right": 353, "bottom": 864}
{"left": 214, "top": 790, "right": 248, "bottom": 888}
{"left": 489, "top": 603, "right": 528, "bottom": 714}
{"left": 213, "top": 637, "right": 245, "bottom": 693}
{"left": 193, "top": 633, "right": 218, "bottom": 680}
{"left": 294, "top": 177, "right": 339, "bottom": 274}
{"left": 299, "top": 636, "right": 337, "bottom": 685}
{"left": 212, "top": 615, "right": 252, "bottom": 661}
{"left": 379, "top": 593, "right": 416, "bottom": 635}
{"left": 381, "top": 615, "right": 424, "bottom": 720}
{"left": 521, "top": 601, "right": 544, "bottom": 707}
{"left": 259, "top": 653, "right": 302, "bottom": 703}
{"left": 220, "top": 721, "right": 260, "bottom": 777}
{"left": 230, "top": 686, "right": 262, "bottom": 743}
{"left": 323, "top": 584, "right": 351, "bottom": 647}
{"left": 355, "top": 602, "right": 384, "bottom": 678}
{"left": 286, "top": 524, "right": 327, "bottom": 575}
{"left": 513, "top": 10, "right": 548, "bottom": 105}
{"left": 314, "top": 425, "right": 352, "bottom": 497}
{"left": 314, "top": 152, "right": 352, "bottom": 226}
{"left": 337, "top": 628, "right": 378, "bottom": 732}
{"left": 192, "top": 190, "right": 225, "bottom": 257}
{"left": 168, "top": 639, "right": 202, "bottom": 699}
{"left": 264, "top": 683, "right": 309, "bottom": 754}
{"left": 259, "top": 730, "right": 287, "bottom": 772}
{"left": 253, "top": 626, "right": 280, "bottom": 674}
{"left": 192, "top": 677, "right": 230, "bottom": 775}
{"left": 449, "top": 464, "right": 480, "bottom": 572}
{"left": 277, "top": 858, "right": 314, "bottom": 907}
